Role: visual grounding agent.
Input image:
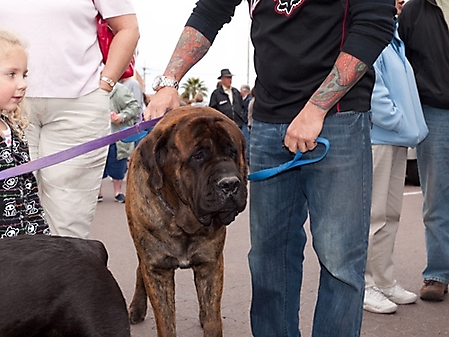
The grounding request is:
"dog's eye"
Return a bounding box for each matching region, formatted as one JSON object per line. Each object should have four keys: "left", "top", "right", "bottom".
{"left": 229, "top": 147, "right": 238, "bottom": 160}
{"left": 191, "top": 151, "right": 204, "bottom": 161}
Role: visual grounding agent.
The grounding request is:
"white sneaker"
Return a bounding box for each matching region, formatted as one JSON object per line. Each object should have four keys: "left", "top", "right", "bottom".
{"left": 364, "top": 286, "right": 398, "bottom": 314}
{"left": 379, "top": 283, "right": 418, "bottom": 305}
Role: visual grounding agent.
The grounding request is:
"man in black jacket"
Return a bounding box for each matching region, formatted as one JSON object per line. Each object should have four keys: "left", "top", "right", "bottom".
{"left": 399, "top": 0, "right": 449, "bottom": 302}
{"left": 145, "top": 0, "right": 395, "bottom": 335}
{"left": 209, "top": 69, "right": 245, "bottom": 128}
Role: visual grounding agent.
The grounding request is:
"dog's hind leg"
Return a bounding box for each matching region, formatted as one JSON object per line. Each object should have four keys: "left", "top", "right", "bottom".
{"left": 193, "top": 252, "right": 224, "bottom": 337}
{"left": 129, "top": 259, "right": 149, "bottom": 324}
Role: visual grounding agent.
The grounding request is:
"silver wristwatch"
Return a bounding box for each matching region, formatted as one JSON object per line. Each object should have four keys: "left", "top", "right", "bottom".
{"left": 152, "top": 75, "right": 179, "bottom": 91}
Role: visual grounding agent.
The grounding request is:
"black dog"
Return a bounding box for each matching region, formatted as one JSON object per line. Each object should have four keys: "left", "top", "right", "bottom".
{"left": 0, "top": 235, "right": 130, "bottom": 337}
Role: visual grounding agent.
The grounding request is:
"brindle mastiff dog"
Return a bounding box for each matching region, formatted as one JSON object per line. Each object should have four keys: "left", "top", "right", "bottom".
{"left": 126, "top": 106, "right": 248, "bottom": 337}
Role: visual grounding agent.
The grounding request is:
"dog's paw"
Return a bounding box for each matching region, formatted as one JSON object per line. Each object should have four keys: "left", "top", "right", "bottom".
{"left": 128, "top": 306, "right": 146, "bottom": 325}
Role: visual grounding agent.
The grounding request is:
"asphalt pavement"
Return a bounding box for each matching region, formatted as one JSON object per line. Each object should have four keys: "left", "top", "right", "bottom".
{"left": 90, "top": 180, "right": 449, "bottom": 337}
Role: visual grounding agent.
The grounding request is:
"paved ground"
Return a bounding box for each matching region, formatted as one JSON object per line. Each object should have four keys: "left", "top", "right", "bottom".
{"left": 90, "top": 180, "right": 449, "bottom": 336}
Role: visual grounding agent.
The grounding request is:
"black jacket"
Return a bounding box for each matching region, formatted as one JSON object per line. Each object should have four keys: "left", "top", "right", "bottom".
{"left": 186, "top": 0, "right": 395, "bottom": 123}
{"left": 398, "top": 0, "right": 449, "bottom": 109}
{"left": 209, "top": 86, "right": 245, "bottom": 127}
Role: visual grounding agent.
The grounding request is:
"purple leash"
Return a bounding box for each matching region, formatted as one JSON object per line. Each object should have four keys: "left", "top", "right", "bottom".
{"left": 0, "top": 117, "right": 162, "bottom": 181}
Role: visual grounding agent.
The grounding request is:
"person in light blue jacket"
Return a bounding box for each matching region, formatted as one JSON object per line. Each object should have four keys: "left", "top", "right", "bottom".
{"left": 364, "top": 0, "right": 428, "bottom": 315}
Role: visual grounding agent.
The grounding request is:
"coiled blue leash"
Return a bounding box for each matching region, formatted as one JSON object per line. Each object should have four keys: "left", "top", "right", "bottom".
{"left": 248, "top": 137, "right": 330, "bottom": 181}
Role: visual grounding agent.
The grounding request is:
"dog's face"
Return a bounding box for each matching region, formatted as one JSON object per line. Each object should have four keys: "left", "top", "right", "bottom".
{"left": 140, "top": 106, "right": 248, "bottom": 227}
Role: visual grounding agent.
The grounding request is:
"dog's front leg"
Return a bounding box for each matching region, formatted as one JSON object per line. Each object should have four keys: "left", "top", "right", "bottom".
{"left": 193, "top": 252, "right": 224, "bottom": 337}
{"left": 142, "top": 264, "right": 177, "bottom": 337}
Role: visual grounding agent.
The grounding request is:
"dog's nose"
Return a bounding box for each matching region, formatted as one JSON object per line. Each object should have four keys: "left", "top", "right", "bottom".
{"left": 218, "top": 176, "right": 240, "bottom": 196}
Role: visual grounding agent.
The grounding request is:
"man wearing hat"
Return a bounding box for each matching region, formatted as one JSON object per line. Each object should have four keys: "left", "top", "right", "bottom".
{"left": 209, "top": 68, "right": 246, "bottom": 130}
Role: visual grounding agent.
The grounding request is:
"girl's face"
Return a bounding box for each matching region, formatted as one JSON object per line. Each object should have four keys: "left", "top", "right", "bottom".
{"left": 0, "top": 44, "right": 28, "bottom": 112}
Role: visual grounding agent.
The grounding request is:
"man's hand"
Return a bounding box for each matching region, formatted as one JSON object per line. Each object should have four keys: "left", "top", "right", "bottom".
{"left": 284, "top": 102, "right": 327, "bottom": 153}
{"left": 144, "top": 88, "right": 180, "bottom": 120}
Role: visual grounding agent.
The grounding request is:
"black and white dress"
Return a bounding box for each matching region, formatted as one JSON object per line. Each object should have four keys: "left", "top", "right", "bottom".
{"left": 0, "top": 117, "right": 50, "bottom": 238}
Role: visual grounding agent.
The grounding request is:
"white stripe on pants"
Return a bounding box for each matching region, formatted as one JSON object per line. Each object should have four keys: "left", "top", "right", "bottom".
{"left": 25, "top": 89, "right": 110, "bottom": 238}
{"left": 365, "top": 144, "right": 407, "bottom": 288}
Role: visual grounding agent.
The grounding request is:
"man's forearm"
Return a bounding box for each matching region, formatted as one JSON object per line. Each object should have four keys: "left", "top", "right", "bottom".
{"left": 164, "top": 26, "right": 211, "bottom": 82}
{"left": 309, "top": 52, "right": 368, "bottom": 112}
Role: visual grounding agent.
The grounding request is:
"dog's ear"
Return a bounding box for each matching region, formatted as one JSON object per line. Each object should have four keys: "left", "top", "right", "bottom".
{"left": 139, "top": 128, "right": 169, "bottom": 191}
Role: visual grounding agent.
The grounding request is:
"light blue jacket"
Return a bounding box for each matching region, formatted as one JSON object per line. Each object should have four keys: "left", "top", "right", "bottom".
{"left": 370, "top": 23, "right": 428, "bottom": 148}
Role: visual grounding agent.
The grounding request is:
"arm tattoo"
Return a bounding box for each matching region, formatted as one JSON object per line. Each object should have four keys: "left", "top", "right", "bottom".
{"left": 164, "top": 26, "right": 211, "bottom": 81}
{"left": 310, "top": 52, "right": 368, "bottom": 112}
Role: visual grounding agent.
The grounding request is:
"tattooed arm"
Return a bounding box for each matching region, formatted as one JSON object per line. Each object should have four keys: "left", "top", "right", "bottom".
{"left": 145, "top": 27, "right": 211, "bottom": 120}
{"left": 284, "top": 52, "right": 368, "bottom": 153}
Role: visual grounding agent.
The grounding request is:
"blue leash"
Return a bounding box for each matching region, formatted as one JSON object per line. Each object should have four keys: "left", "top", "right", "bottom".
{"left": 248, "top": 137, "right": 330, "bottom": 181}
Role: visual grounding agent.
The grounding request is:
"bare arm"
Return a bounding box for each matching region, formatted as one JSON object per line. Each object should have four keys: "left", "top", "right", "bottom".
{"left": 284, "top": 52, "right": 368, "bottom": 153}
{"left": 145, "top": 26, "right": 211, "bottom": 120}
{"left": 100, "top": 14, "right": 140, "bottom": 92}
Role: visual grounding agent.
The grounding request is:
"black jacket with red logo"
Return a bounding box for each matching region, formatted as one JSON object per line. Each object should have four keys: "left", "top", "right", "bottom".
{"left": 186, "top": 0, "right": 395, "bottom": 123}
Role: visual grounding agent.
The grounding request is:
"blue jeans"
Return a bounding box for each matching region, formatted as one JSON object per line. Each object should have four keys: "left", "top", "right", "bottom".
{"left": 248, "top": 111, "right": 372, "bottom": 337}
{"left": 417, "top": 105, "right": 449, "bottom": 284}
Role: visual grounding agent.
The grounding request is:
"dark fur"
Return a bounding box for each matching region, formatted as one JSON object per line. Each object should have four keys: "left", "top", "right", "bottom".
{"left": 0, "top": 235, "right": 130, "bottom": 337}
{"left": 126, "top": 106, "right": 248, "bottom": 337}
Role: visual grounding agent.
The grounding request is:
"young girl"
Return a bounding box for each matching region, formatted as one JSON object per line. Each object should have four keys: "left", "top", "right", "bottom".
{"left": 0, "top": 30, "right": 49, "bottom": 238}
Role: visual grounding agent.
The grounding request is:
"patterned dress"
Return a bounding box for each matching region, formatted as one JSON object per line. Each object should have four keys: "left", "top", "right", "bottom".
{"left": 0, "top": 118, "right": 50, "bottom": 238}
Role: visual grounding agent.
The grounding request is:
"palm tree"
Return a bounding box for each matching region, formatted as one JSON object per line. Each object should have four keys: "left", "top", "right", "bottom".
{"left": 180, "top": 77, "right": 208, "bottom": 101}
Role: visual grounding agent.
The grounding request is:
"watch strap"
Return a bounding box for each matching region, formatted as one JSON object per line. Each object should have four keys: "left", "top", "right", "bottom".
{"left": 153, "top": 75, "right": 179, "bottom": 91}
{"left": 101, "top": 76, "right": 116, "bottom": 88}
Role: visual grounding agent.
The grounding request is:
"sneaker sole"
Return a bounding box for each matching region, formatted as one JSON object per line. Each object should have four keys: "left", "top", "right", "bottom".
{"left": 363, "top": 304, "right": 397, "bottom": 314}
{"left": 385, "top": 295, "right": 418, "bottom": 305}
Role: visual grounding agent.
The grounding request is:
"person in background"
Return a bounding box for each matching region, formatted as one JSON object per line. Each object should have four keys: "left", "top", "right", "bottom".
{"left": 190, "top": 93, "right": 207, "bottom": 107}
{"left": 399, "top": 0, "right": 449, "bottom": 302}
{"left": 0, "top": 0, "right": 139, "bottom": 238}
{"left": 247, "top": 87, "right": 255, "bottom": 131}
{"left": 240, "top": 84, "right": 252, "bottom": 163}
{"left": 209, "top": 69, "right": 245, "bottom": 129}
{"left": 98, "top": 82, "right": 139, "bottom": 203}
{"left": 120, "top": 74, "right": 145, "bottom": 148}
{"left": 121, "top": 75, "right": 144, "bottom": 123}
{"left": 363, "top": 0, "right": 428, "bottom": 314}
{"left": 145, "top": 0, "right": 395, "bottom": 335}
{"left": 0, "top": 30, "right": 49, "bottom": 238}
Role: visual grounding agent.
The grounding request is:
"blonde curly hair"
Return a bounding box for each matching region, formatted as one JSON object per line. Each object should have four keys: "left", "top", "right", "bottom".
{"left": 0, "top": 30, "right": 29, "bottom": 140}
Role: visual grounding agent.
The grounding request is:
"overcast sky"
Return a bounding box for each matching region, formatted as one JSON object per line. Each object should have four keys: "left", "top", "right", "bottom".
{"left": 132, "top": 0, "right": 256, "bottom": 99}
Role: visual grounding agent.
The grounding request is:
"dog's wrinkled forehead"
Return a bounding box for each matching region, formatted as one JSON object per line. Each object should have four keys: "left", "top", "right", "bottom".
{"left": 170, "top": 115, "right": 240, "bottom": 157}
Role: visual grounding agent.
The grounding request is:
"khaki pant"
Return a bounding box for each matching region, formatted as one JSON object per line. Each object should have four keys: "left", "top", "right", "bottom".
{"left": 365, "top": 144, "right": 407, "bottom": 288}
{"left": 25, "top": 89, "right": 110, "bottom": 238}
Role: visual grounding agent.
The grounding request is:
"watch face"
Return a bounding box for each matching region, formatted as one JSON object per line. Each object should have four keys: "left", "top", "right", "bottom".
{"left": 152, "top": 76, "right": 162, "bottom": 91}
